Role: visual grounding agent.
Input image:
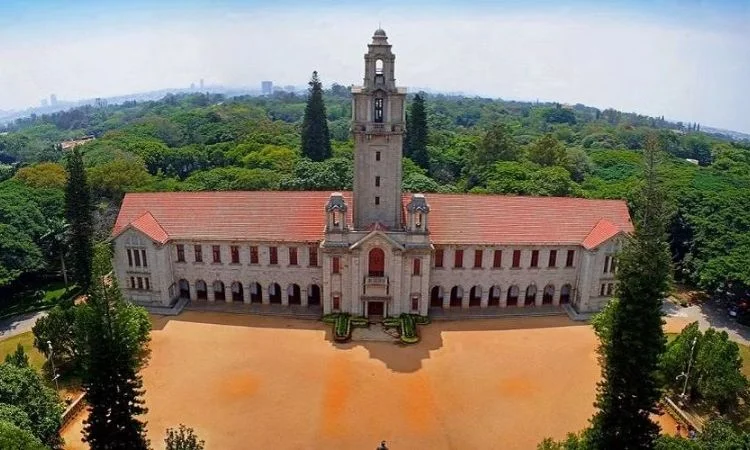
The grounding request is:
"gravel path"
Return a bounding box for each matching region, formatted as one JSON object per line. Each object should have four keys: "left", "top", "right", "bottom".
{"left": 0, "top": 311, "right": 48, "bottom": 339}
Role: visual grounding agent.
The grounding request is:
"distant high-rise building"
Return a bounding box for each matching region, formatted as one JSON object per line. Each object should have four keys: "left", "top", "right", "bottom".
{"left": 190, "top": 82, "right": 196, "bottom": 90}
{"left": 200, "top": 79, "right": 204, "bottom": 89}
{"left": 284, "top": 85, "right": 295, "bottom": 93}
{"left": 50, "top": 94, "right": 58, "bottom": 105}
{"left": 41, "top": 99, "right": 48, "bottom": 107}
{"left": 261, "top": 81, "right": 273, "bottom": 95}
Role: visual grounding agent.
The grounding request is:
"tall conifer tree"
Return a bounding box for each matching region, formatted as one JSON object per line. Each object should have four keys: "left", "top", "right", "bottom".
{"left": 301, "top": 71, "right": 332, "bottom": 161}
{"left": 81, "top": 246, "right": 151, "bottom": 450}
{"left": 64, "top": 148, "right": 93, "bottom": 288}
{"left": 407, "top": 94, "right": 429, "bottom": 171}
{"left": 588, "top": 136, "right": 671, "bottom": 449}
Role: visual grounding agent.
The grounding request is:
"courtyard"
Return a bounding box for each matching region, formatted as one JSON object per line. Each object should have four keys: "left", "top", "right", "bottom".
{"left": 62, "top": 312, "right": 676, "bottom": 449}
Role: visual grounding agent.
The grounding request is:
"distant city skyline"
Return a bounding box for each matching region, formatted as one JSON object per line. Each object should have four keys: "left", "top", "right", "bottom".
{"left": 0, "top": 0, "right": 748, "bottom": 132}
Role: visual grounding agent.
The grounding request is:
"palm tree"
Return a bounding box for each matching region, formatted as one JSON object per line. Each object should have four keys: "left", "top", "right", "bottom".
{"left": 41, "top": 217, "right": 70, "bottom": 287}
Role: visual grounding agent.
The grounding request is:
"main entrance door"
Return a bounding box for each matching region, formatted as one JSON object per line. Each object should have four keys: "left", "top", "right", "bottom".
{"left": 367, "top": 301, "right": 385, "bottom": 317}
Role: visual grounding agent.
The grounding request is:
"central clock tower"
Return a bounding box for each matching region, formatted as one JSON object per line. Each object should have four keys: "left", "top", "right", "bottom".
{"left": 351, "top": 28, "right": 406, "bottom": 230}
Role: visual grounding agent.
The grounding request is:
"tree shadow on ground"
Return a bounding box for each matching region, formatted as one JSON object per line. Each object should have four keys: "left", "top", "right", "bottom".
{"left": 328, "top": 315, "right": 587, "bottom": 374}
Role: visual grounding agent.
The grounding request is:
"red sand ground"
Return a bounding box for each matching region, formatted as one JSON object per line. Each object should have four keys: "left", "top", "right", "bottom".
{"left": 63, "top": 313, "right": 677, "bottom": 449}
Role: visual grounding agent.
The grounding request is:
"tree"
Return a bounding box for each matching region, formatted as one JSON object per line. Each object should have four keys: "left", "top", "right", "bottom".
{"left": 33, "top": 304, "right": 82, "bottom": 373}
{"left": 694, "top": 328, "right": 747, "bottom": 412}
{"left": 465, "top": 122, "right": 520, "bottom": 187}
{"left": 4, "top": 344, "right": 29, "bottom": 368}
{"left": 0, "top": 421, "right": 48, "bottom": 450}
{"left": 13, "top": 162, "right": 67, "bottom": 189}
{"left": 588, "top": 135, "right": 672, "bottom": 449}
{"left": 40, "top": 217, "right": 70, "bottom": 287}
{"left": 300, "top": 71, "right": 332, "bottom": 161}
{"left": 64, "top": 148, "right": 93, "bottom": 289}
{"left": 528, "top": 133, "right": 566, "bottom": 167}
{"left": 80, "top": 246, "right": 152, "bottom": 450}
{"left": 87, "top": 157, "right": 151, "bottom": 200}
{"left": 0, "top": 224, "right": 43, "bottom": 287}
{"left": 165, "top": 424, "right": 205, "bottom": 450}
{"left": 0, "top": 362, "right": 64, "bottom": 448}
{"left": 406, "top": 94, "right": 429, "bottom": 170}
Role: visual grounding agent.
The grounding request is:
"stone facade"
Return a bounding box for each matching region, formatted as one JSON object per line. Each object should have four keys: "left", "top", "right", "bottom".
{"left": 111, "top": 29, "right": 625, "bottom": 317}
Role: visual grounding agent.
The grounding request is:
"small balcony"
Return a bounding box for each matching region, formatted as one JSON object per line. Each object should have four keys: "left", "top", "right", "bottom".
{"left": 364, "top": 275, "right": 389, "bottom": 296}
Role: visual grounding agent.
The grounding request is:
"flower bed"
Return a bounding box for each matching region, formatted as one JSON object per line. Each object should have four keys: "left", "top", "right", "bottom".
{"left": 399, "top": 313, "right": 420, "bottom": 344}
{"left": 333, "top": 314, "right": 351, "bottom": 342}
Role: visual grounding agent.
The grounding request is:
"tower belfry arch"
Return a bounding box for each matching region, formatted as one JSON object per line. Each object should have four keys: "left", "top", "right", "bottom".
{"left": 351, "top": 28, "right": 406, "bottom": 230}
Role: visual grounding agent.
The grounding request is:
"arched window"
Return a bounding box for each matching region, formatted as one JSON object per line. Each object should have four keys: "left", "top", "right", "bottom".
{"left": 368, "top": 248, "right": 385, "bottom": 277}
{"left": 288, "top": 284, "right": 301, "bottom": 305}
{"left": 525, "top": 285, "right": 537, "bottom": 306}
{"left": 178, "top": 279, "right": 190, "bottom": 299}
{"left": 469, "top": 285, "right": 481, "bottom": 307}
{"left": 250, "top": 282, "right": 262, "bottom": 303}
{"left": 307, "top": 284, "right": 321, "bottom": 306}
{"left": 560, "top": 284, "right": 572, "bottom": 304}
{"left": 450, "top": 286, "right": 463, "bottom": 307}
{"left": 507, "top": 285, "right": 519, "bottom": 306}
{"left": 489, "top": 285, "right": 501, "bottom": 307}
{"left": 430, "top": 286, "right": 444, "bottom": 308}
{"left": 269, "top": 283, "right": 281, "bottom": 304}
{"left": 213, "top": 280, "right": 226, "bottom": 302}
{"left": 196, "top": 280, "right": 207, "bottom": 301}
{"left": 231, "top": 282, "right": 244, "bottom": 302}
{"left": 543, "top": 284, "right": 555, "bottom": 305}
{"left": 375, "top": 59, "right": 384, "bottom": 74}
{"left": 374, "top": 97, "right": 384, "bottom": 123}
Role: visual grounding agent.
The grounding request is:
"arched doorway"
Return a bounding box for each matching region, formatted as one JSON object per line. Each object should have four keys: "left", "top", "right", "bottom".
{"left": 269, "top": 283, "right": 281, "bottom": 304}
{"left": 250, "top": 282, "right": 262, "bottom": 303}
{"left": 450, "top": 286, "right": 463, "bottom": 307}
{"left": 368, "top": 248, "right": 385, "bottom": 277}
{"left": 525, "top": 285, "right": 537, "bottom": 306}
{"left": 231, "top": 282, "right": 244, "bottom": 302}
{"left": 196, "top": 280, "right": 207, "bottom": 301}
{"left": 469, "top": 286, "right": 481, "bottom": 307}
{"left": 213, "top": 280, "right": 225, "bottom": 302}
{"left": 507, "top": 285, "right": 519, "bottom": 306}
{"left": 288, "top": 284, "right": 301, "bottom": 305}
{"left": 489, "top": 285, "right": 501, "bottom": 307}
{"left": 543, "top": 284, "right": 555, "bottom": 305}
{"left": 178, "top": 279, "right": 190, "bottom": 299}
{"left": 307, "top": 284, "right": 321, "bottom": 306}
{"left": 560, "top": 284, "right": 572, "bottom": 304}
{"left": 430, "top": 286, "right": 444, "bottom": 307}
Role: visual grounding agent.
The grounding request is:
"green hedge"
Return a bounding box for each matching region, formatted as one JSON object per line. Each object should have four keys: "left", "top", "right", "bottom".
{"left": 334, "top": 314, "right": 351, "bottom": 341}
{"left": 351, "top": 316, "right": 369, "bottom": 327}
{"left": 399, "top": 313, "right": 419, "bottom": 344}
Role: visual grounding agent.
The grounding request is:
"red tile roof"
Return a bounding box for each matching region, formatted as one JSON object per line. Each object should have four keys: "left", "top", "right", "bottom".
{"left": 582, "top": 219, "right": 624, "bottom": 250}
{"left": 113, "top": 191, "right": 632, "bottom": 247}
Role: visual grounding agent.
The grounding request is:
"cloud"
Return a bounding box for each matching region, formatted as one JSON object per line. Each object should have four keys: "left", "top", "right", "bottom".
{"left": 0, "top": 5, "right": 748, "bottom": 132}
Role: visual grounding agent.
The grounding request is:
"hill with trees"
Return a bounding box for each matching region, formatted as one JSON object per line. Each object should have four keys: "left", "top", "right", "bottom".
{"left": 1, "top": 82, "right": 749, "bottom": 304}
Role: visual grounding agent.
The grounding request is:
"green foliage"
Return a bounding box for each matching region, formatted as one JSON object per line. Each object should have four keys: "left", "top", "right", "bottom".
{"left": 465, "top": 122, "right": 520, "bottom": 186}
{"left": 64, "top": 148, "right": 93, "bottom": 289}
{"left": 0, "top": 362, "right": 64, "bottom": 448}
{"left": 164, "top": 424, "right": 205, "bottom": 450}
{"left": 32, "top": 304, "right": 82, "bottom": 373}
{"left": 87, "top": 156, "right": 151, "bottom": 199}
{"left": 0, "top": 421, "right": 48, "bottom": 450}
{"left": 528, "top": 133, "right": 567, "bottom": 167}
{"left": 399, "top": 313, "right": 419, "bottom": 344}
{"left": 662, "top": 323, "right": 749, "bottom": 413}
{"left": 80, "top": 246, "right": 152, "bottom": 450}
{"left": 405, "top": 94, "right": 429, "bottom": 170}
{"left": 333, "top": 314, "right": 350, "bottom": 340}
{"left": 184, "top": 167, "right": 280, "bottom": 191}
{"left": 0, "top": 224, "right": 43, "bottom": 287}
{"left": 301, "top": 71, "right": 332, "bottom": 161}
{"left": 589, "top": 138, "right": 671, "bottom": 449}
{"left": 280, "top": 157, "right": 352, "bottom": 190}
{"left": 4, "top": 344, "right": 30, "bottom": 368}
{"left": 14, "top": 163, "right": 68, "bottom": 190}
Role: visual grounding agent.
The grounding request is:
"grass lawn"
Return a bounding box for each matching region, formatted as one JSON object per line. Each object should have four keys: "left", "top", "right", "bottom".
{"left": 0, "top": 331, "right": 45, "bottom": 371}
{"left": 0, "top": 281, "right": 78, "bottom": 320}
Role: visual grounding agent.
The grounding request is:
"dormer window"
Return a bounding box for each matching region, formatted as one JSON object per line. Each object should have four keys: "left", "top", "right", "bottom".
{"left": 374, "top": 98, "right": 384, "bottom": 123}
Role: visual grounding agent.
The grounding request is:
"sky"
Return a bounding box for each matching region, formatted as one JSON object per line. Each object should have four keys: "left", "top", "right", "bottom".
{"left": 0, "top": 0, "right": 749, "bottom": 132}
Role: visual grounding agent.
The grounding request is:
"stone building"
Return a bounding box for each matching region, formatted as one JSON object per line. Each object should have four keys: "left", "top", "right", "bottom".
{"left": 111, "top": 29, "right": 632, "bottom": 317}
